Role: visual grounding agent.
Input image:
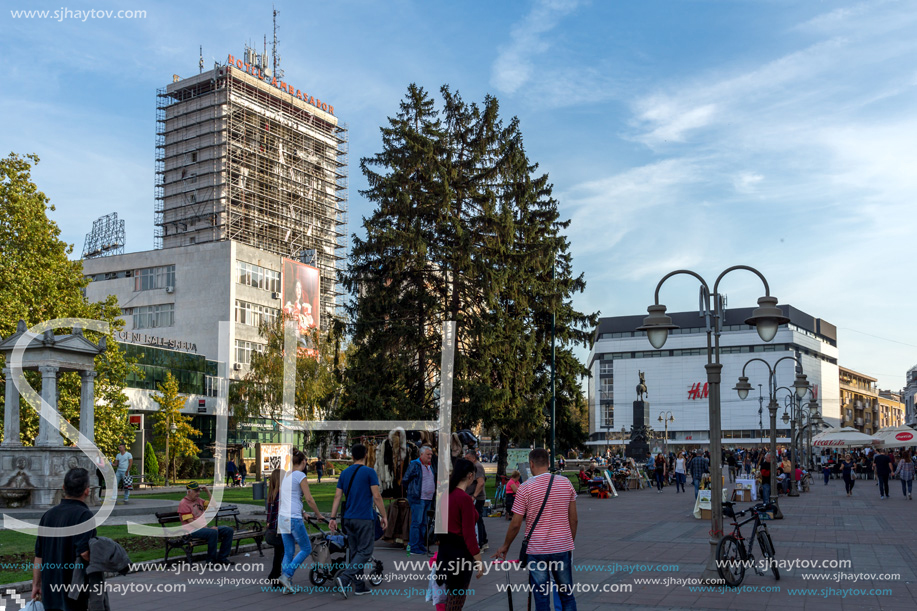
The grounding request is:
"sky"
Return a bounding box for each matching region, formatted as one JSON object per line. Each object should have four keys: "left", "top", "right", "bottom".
{"left": 2, "top": 0, "right": 915, "bottom": 391}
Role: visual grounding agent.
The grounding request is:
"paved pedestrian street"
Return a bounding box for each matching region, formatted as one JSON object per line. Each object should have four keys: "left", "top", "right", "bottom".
{"left": 84, "top": 478, "right": 914, "bottom": 610}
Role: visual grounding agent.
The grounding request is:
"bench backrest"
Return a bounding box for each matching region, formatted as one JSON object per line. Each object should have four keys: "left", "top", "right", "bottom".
{"left": 156, "top": 504, "right": 240, "bottom": 525}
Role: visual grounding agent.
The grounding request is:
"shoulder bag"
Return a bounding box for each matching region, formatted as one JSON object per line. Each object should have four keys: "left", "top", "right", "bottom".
{"left": 518, "top": 474, "right": 554, "bottom": 566}
{"left": 343, "top": 465, "right": 384, "bottom": 540}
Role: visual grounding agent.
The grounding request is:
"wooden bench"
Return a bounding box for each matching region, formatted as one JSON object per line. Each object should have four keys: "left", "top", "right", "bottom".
{"left": 135, "top": 480, "right": 158, "bottom": 489}
{"left": 155, "top": 504, "right": 264, "bottom": 564}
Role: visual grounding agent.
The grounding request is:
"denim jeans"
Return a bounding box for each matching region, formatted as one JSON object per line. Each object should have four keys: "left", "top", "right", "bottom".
{"left": 527, "top": 551, "right": 577, "bottom": 611}
{"left": 761, "top": 483, "right": 771, "bottom": 505}
{"left": 191, "top": 526, "right": 233, "bottom": 562}
{"left": 675, "top": 472, "right": 686, "bottom": 492}
{"left": 901, "top": 479, "right": 913, "bottom": 496}
{"left": 280, "top": 517, "right": 312, "bottom": 578}
{"left": 341, "top": 518, "right": 374, "bottom": 593}
{"left": 878, "top": 474, "right": 890, "bottom": 497}
{"left": 115, "top": 471, "right": 130, "bottom": 501}
{"left": 409, "top": 498, "right": 431, "bottom": 553}
{"left": 692, "top": 477, "right": 702, "bottom": 499}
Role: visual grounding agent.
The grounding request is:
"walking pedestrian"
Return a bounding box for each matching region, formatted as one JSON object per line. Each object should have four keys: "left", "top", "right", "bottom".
{"left": 874, "top": 450, "right": 892, "bottom": 499}
{"left": 841, "top": 454, "right": 856, "bottom": 496}
{"left": 433, "top": 459, "right": 484, "bottom": 611}
{"left": 654, "top": 453, "right": 666, "bottom": 493}
{"left": 727, "top": 452, "right": 737, "bottom": 483}
{"left": 330, "top": 443, "right": 388, "bottom": 599}
{"left": 32, "top": 468, "right": 96, "bottom": 611}
{"left": 823, "top": 462, "right": 831, "bottom": 485}
{"left": 265, "top": 468, "right": 285, "bottom": 586}
{"left": 315, "top": 457, "right": 324, "bottom": 484}
{"left": 113, "top": 443, "right": 132, "bottom": 504}
{"left": 277, "top": 448, "right": 323, "bottom": 594}
{"left": 239, "top": 460, "right": 247, "bottom": 487}
{"left": 493, "top": 449, "right": 578, "bottom": 611}
{"left": 464, "top": 450, "right": 488, "bottom": 551}
{"left": 226, "top": 457, "right": 238, "bottom": 487}
{"left": 505, "top": 470, "right": 521, "bottom": 519}
{"left": 894, "top": 450, "right": 914, "bottom": 500}
{"left": 760, "top": 456, "right": 772, "bottom": 504}
{"left": 688, "top": 450, "right": 709, "bottom": 499}
{"left": 674, "top": 452, "right": 686, "bottom": 493}
{"left": 402, "top": 445, "right": 436, "bottom": 555}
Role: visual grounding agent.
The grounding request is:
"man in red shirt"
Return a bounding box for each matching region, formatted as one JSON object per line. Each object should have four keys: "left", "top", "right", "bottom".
{"left": 493, "top": 449, "right": 578, "bottom": 611}
{"left": 178, "top": 482, "right": 234, "bottom": 566}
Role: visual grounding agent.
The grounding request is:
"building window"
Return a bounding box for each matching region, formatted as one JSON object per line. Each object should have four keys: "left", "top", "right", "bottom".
{"left": 600, "top": 378, "right": 613, "bottom": 402}
{"left": 134, "top": 265, "right": 175, "bottom": 291}
{"left": 602, "top": 404, "right": 614, "bottom": 428}
{"left": 236, "top": 261, "right": 281, "bottom": 293}
{"left": 235, "top": 300, "right": 279, "bottom": 328}
{"left": 600, "top": 361, "right": 613, "bottom": 376}
{"left": 204, "top": 375, "right": 220, "bottom": 397}
{"left": 235, "top": 340, "right": 264, "bottom": 365}
{"left": 190, "top": 151, "right": 197, "bottom": 163}
{"left": 133, "top": 304, "right": 175, "bottom": 329}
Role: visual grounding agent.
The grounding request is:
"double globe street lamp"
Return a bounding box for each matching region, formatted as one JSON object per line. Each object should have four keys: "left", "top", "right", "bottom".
{"left": 636, "top": 265, "right": 790, "bottom": 584}
{"left": 658, "top": 411, "right": 674, "bottom": 456}
{"left": 733, "top": 357, "right": 809, "bottom": 514}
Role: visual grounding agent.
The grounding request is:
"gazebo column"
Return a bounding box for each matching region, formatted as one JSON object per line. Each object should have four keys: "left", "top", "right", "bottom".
{"left": 79, "top": 370, "right": 98, "bottom": 446}
{"left": 36, "top": 365, "right": 63, "bottom": 447}
{"left": 2, "top": 367, "right": 22, "bottom": 446}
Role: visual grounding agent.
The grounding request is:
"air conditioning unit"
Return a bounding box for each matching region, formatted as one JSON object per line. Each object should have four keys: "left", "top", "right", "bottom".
{"left": 233, "top": 363, "right": 243, "bottom": 371}
{"left": 166, "top": 286, "right": 174, "bottom": 294}
{"left": 271, "top": 292, "right": 281, "bottom": 300}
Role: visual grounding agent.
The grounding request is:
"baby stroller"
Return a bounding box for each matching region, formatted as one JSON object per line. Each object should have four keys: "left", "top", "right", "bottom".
{"left": 230, "top": 472, "right": 242, "bottom": 487}
{"left": 305, "top": 515, "right": 384, "bottom": 588}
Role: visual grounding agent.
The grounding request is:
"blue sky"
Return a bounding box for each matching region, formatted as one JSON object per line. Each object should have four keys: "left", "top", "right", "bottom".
{"left": 2, "top": 0, "right": 915, "bottom": 391}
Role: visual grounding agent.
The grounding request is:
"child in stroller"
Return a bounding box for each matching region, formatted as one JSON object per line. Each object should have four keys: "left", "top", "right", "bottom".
{"left": 305, "top": 515, "right": 384, "bottom": 588}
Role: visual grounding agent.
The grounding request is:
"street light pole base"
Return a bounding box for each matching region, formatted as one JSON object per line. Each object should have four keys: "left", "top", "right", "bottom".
{"left": 788, "top": 487, "right": 800, "bottom": 497}
{"left": 771, "top": 502, "right": 784, "bottom": 520}
{"left": 700, "top": 539, "right": 725, "bottom": 585}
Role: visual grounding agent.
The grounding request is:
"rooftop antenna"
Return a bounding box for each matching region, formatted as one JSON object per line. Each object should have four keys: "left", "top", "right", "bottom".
{"left": 199, "top": 45, "right": 204, "bottom": 73}
{"left": 272, "top": 5, "right": 284, "bottom": 79}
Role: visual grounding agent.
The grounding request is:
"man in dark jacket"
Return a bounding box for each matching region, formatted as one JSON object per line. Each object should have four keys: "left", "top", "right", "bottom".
{"left": 402, "top": 445, "right": 436, "bottom": 555}
{"left": 875, "top": 450, "right": 893, "bottom": 499}
{"left": 32, "top": 467, "right": 97, "bottom": 611}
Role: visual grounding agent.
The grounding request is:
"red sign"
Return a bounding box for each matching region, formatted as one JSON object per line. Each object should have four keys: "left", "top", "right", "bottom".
{"left": 688, "top": 382, "right": 709, "bottom": 400}
{"left": 129, "top": 415, "right": 141, "bottom": 429}
{"left": 895, "top": 431, "right": 914, "bottom": 442}
{"left": 227, "top": 55, "right": 334, "bottom": 115}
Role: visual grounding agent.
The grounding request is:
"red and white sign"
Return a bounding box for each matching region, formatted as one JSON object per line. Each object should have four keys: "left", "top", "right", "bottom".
{"left": 688, "top": 382, "right": 709, "bottom": 400}
{"left": 895, "top": 431, "right": 914, "bottom": 442}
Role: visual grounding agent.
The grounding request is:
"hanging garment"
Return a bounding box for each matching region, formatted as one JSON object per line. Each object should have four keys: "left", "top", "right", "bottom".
{"left": 383, "top": 498, "right": 412, "bottom": 544}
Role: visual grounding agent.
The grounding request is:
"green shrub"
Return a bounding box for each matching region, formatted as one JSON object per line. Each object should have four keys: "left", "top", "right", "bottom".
{"left": 144, "top": 442, "right": 160, "bottom": 481}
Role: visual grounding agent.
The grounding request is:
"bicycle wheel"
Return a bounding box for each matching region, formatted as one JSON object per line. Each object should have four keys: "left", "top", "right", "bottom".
{"left": 716, "top": 535, "right": 747, "bottom": 587}
{"left": 757, "top": 530, "right": 780, "bottom": 581}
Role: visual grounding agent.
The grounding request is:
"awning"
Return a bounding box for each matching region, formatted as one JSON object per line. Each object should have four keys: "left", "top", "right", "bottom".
{"left": 812, "top": 426, "right": 879, "bottom": 448}
{"left": 872, "top": 425, "right": 917, "bottom": 448}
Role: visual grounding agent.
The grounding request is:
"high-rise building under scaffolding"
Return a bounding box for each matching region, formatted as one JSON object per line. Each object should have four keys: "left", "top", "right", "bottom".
{"left": 154, "top": 52, "right": 348, "bottom": 327}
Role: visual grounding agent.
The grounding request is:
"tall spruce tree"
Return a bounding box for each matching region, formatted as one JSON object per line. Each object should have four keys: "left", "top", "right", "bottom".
{"left": 342, "top": 86, "right": 597, "bottom": 463}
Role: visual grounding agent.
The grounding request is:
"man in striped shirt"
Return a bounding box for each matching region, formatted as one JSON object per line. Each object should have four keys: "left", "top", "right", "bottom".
{"left": 493, "top": 449, "right": 578, "bottom": 611}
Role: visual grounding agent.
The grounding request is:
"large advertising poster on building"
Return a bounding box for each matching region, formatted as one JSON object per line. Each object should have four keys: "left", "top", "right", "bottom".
{"left": 282, "top": 258, "right": 320, "bottom": 353}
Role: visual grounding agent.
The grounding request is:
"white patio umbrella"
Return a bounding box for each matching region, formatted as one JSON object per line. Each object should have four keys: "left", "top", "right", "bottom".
{"left": 872, "top": 425, "right": 917, "bottom": 448}
{"left": 811, "top": 426, "right": 880, "bottom": 449}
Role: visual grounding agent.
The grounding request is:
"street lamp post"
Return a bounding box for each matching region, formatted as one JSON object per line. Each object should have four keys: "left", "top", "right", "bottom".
{"left": 734, "top": 357, "right": 810, "bottom": 516}
{"left": 658, "top": 411, "right": 674, "bottom": 456}
{"left": 636, "top": 265, "right": 790, "bottom": 584}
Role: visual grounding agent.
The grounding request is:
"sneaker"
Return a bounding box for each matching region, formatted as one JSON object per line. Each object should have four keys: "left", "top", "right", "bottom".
{"left": 277, "top": 574, "right": 294, "bottom": 595}
{"left": 910, "top": 494, "right": 913, "bottom": 500}
{"left": 354, "top": 589, "right": 370, "bottom": 596}
{"left": 481, "top": 543, "right": 489, "bottom": 551}
{"left": 336, "top": 576, "right": 349, "bottom": 599}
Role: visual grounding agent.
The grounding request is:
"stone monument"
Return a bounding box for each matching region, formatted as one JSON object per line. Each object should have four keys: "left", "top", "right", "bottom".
{"left": 0, "top": 320, "right": 104, "bottom": 508}
{"left": 626, "top": 371, "right": 651, "bottom": 461}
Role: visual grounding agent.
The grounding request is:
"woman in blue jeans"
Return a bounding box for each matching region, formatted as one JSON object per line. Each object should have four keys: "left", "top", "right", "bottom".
{"left": 277, "top": 448, "right": 323, "bottom": 594}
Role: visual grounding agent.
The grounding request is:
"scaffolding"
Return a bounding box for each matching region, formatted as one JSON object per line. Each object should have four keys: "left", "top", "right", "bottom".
{"left": 82, "top": 212, "right": 126, "bottom": 259}
{"left": 155, "top": 65, "right": 348, "bottom": 326}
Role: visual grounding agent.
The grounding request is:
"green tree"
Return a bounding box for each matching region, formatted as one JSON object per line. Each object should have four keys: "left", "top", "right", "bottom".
{"left": 342, "top": 87, "right": 596, "bottom": 468}
{"left": 229, "top": 319, "right": 347, "bottom": 443}
{"left": 0, "top": 153, "right": 136, "bottom": 453}
{"left": 144, "top": 441, "right": 160, "bottom": 482}
{"left": 150, "top": 372, "right": 200, "bottom": 482}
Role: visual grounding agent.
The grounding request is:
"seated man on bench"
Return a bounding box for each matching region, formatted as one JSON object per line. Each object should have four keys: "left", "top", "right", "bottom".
{"left": 178, "top": 482, "right": 234, "bottom": 566}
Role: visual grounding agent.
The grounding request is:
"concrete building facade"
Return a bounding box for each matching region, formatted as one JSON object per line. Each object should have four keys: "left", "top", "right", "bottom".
{"left": 586, "top": 305, "right": 839, "bottom": 450}
{"left": 838, "top": 366, "right": 879, "bottom": 435}
{"left": 904, "top": 365, "right": 917, "bottom": 425}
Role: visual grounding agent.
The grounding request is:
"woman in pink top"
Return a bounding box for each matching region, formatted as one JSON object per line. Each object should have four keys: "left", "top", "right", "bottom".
{"left": 505, "top": 470, "right": 521, "bottom": 520}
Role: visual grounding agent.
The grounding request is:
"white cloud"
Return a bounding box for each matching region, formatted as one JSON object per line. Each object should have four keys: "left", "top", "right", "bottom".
{"left": 490, "top": 0, "right": 583, "bottom": 94}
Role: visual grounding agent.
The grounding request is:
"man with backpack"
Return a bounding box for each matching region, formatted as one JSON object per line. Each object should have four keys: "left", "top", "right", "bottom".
{"left": 329, "top": 444, "right": 388, "bottom": 599}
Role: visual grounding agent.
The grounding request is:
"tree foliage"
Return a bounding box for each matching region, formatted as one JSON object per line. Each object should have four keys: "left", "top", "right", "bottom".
{"left": 229, "top": 320, "right": 347, "bottom": 443}
{"left": 341, "top": 86, "right": 597, "bottom": 470}
{"left": 150, "top": 372, "right": 200, "bottom": 480}
{"left": 0, "top": 153, "right": 136, "bottom": 455}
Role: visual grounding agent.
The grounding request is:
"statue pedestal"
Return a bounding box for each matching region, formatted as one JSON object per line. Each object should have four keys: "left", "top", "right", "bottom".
{"left": 0, "top": 447, "right": 101, "bottom": 508}
{"left": 626, "top": 399, "right": 651, "bottom": 461}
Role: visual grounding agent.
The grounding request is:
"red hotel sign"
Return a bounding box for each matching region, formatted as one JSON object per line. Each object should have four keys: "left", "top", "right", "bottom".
{"left": 688, "top": 382, "right": 709, "bottom": 400}
{"left": 227, "top": 55, "right": 334, "bottom": 116}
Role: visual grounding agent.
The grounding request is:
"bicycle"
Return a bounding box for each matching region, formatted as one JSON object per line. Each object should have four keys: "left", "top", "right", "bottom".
{"left": 716, "top": 501, "right": 780, "bottom": 587}
{"left": 492, "top": 475, "right": 508, "bottom": 513}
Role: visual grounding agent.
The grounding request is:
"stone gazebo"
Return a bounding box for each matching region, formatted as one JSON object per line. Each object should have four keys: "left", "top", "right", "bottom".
{"left": 0, "top": 320, "right": 104, "bottom": 508}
